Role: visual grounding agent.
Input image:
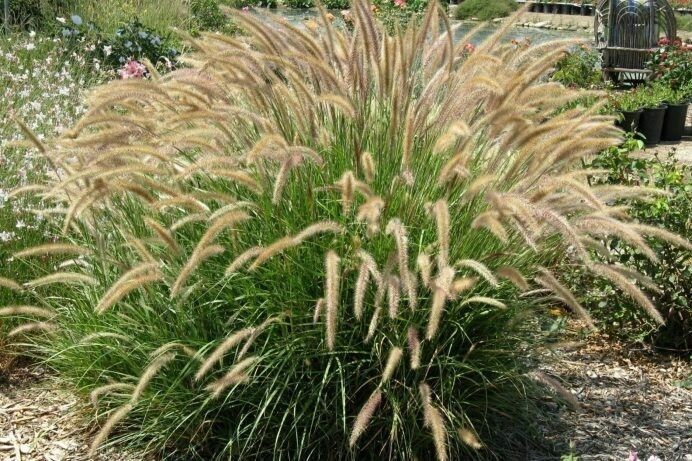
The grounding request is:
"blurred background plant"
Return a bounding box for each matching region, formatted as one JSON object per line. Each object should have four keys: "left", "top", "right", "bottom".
{"left": 551, "top": 45, "right": 604, "bottom": 89}
{"left": 454, "top": 0, "right": 518, "bottom": 21}
{"left": 647, "top": 38, "right": 692, "bottom": 92}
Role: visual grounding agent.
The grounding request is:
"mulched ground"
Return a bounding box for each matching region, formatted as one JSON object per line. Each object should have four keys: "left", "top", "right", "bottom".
{"left": 537, "top": 338, "right": 692, "bottom": 460}
{"left": 0, "top": 365, "right": 144, "bottom": 461}
{"left": 1, "top": 338, "right": 690, "bottom": 460}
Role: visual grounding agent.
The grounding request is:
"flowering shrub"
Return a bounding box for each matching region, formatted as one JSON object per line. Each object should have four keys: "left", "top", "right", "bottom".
{"left": 118, "top": 59, "right": 147, "bottom": 79}
{"left": 55, "top": 15, "right": 106, "bottom": 68}
{"left": 648, "top": 38, "right": 692, "bottom": 91}
{"left": 55, "top": 16, "right": 179, "bottom": 73}
{"left": 0, "top": 31, "right": 107, "bottom": 340}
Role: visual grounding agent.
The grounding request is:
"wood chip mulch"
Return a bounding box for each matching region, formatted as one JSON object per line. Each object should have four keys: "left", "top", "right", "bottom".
{"left": 536, "top": 338, "right": 692, "bottom": 460}
{"left": 0, "top": 365, "right": 144, "bottom": 461}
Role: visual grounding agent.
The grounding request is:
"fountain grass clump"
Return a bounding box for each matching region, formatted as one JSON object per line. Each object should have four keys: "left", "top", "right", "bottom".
{"left": 2, "top": 3, "right": 688, "bottom": 459}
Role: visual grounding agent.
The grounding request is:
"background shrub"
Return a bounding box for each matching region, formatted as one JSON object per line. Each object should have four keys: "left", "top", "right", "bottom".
{"left": 222, "top": 0, "right": 278, "bottom": 8}
{"left": 551, "top": 45, "right": 604, "bottom": 89}
{"left": 455, "top": 0, "right": 518, "bottom": 21}
{"left": 103, "top": 19, "right": 180, "bottom": 69}
{"left": 282, "top": 0, "right": 314, "bottom": 8}
{"left": 323, "top": 0, "right": 350, "bottom": 10}
{"left": 3, "top": 0, "right": 73, "bottom": 30}
{"left": 2, "top": 3, "right": 682, "bottom": 460}
{"left": 191, "top": 0, "right": 227, "bottom": 30}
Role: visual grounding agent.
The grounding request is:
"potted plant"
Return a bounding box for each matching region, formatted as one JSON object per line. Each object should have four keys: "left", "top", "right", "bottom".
{"left": 647, "top": 40, "right": 692, "bottom": 140}
{"left": 661, "top": 84, "right": 691, "bottom": 142}
{"left": 612, "top": 90, "right": 644, "bottom": 133}
{"left": 636, "top": 84, "right": 668, "bottom": 146}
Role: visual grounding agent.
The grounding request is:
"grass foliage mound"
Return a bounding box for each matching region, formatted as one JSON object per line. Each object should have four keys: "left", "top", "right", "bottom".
{"left": 2, "top": 2, "right": 688, "bottom": 459}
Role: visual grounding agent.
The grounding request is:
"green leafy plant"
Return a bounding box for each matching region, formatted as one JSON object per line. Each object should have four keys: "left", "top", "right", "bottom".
{"left": 323, "top": 0, "right": 351, "bottom": 9}
{"left": 283, "top": 0, "right": 314, "bottom": 8}
{"left": 222, "top": 0, "right": 278, "bottom": 9}
{"left": 54, "top": 14, "right": 107, "bottom": 68}
{"left": 104, "top": 19, "right": 180, "bottom": 69}
{"left": 648, "top": 37, "right": 692, "bottom": 91}
{"left": 3, "top": 0, "right": 73, "bottom": 30}
{"left": 2, "top": 2, "right": 688, "bottom": 460}
{"left": 568, "top": 138, "right": 692, "bottom": 352}
{"left": 608, "top": 89, "right": 643, "bottom": 113}
{"left": 455, "top": 0, "right": 518, "bottom": 21}
{"left": 191, "top": 0, "right": 227, "bottom": 30}
{"left": 633, "top": 84, "right": 668, "bottom": 109}
{"left": 551, "top": 45, "right": 603, "bottom": 89}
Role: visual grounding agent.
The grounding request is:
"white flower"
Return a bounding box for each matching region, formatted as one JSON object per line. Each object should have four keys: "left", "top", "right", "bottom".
{"left": 56, "top": 17, "right": 66, "bottom": 24}
{"left": 647, "top": 457, "right": 663, "bottom": 461}
{"left": 103, "top": 45, "right": 112, "bottom": 56}
{"left": 15, "top": 220, "right": 26, "bottom": 229}
{"left": 25, "top": 43, "right": 35, "bottom": 51}
{"left": 29, "top": 31, "right": 36, "bottom": 38}
{"left": 0, "top": 231, "right": 15, "bottom": 242}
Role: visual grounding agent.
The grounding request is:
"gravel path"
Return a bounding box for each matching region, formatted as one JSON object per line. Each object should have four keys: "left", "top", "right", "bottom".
{"left": 633, "top": 139, "right": 692, "bottom": 165}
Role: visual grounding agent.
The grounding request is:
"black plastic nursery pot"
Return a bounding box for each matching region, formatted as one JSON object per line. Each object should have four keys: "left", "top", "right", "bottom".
{"left": 570, "top": 4, "right": 581, "bottom": 14}
{"left": 661, "top": 103, "right": 689, "bottom": 142}
{"left": 617, "top": 109, "right": 643, "bottom": 133}
{"left": 638, "top": 105, "right": 667, "bottom": 146}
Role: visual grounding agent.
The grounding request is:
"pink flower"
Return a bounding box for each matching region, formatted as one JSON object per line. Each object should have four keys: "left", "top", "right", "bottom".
{"left": 463, "top": 43, "right": 476, "bottom": 54}
{"left": 394, "top": 0, "right": 406, "bottom": 8}
{"left": 629, "top": 451, "right": 639, "bottom": 461}
{"left": 118, "top": 59, "right": 147, "bottom": 79}
{"left": 242, "top": 6, "right": 249, "bottom": 12}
